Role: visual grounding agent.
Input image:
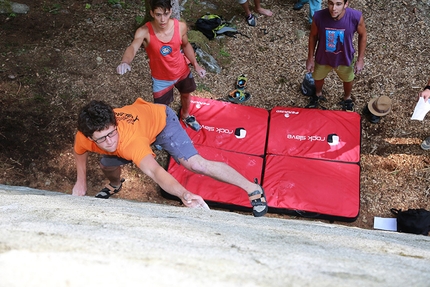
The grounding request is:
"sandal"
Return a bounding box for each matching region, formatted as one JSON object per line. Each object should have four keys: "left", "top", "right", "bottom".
{"left": 249, "top": 178, "right": 268, "bottom": 217}
{"left": 228, "top": 89, "right": 252, "bottom": 104}
{"left": 236, "top": 74, "right": 248, "bottom": 90}
{"left": 95, "top": 178, "right": 125, "bottom": 199}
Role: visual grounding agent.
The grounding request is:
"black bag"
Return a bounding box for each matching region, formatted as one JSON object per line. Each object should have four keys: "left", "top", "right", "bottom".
{"left": 390, "top": 208, "right": 430, "bottom": 235}
{"left": 195, "top": 14, "right": 238, "bottom": 40}
{"left": 300, "top": 72, "right": 316, "bottom": 97}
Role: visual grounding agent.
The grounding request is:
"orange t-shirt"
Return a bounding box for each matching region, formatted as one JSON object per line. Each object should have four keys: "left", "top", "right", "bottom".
{"left": 74, "top": 98, "right": 167, "bottom": 166}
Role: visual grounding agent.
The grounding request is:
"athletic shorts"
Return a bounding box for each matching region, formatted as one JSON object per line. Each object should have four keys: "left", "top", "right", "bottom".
{"left": 153, "top": 72, "right": 196, "bottom": 106}
{"left": 100, "top": 106, "right": 198, "bottom": 167}
{"left": 312, "top": 62, "right": 355, "bottom": 83}
{"left": 237, "top": 0, "right": 247, "bottom": 4}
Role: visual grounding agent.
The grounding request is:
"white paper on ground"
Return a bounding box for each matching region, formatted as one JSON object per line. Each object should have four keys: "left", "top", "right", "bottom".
{"left": 373, "top": 217, "right": 397, "bottom": 231}
{"left": 411, "top": 97, "right": 430, "bottom": 121}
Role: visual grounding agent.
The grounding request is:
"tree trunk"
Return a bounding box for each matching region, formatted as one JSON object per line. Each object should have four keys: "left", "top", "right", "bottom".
{"left": 171, "top": 0, "right": 180, "bottom": 20}
{"left": 143, "top": 0, "right": 152, "bottom": 24}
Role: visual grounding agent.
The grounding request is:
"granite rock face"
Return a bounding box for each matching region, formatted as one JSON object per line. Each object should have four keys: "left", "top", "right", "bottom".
{"left": 1, "top": 184, "right": 430, "bottom": 287}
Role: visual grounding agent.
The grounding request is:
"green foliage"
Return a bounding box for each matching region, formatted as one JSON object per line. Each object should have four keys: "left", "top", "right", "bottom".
{"left": 219, "top": 48, "right": 230, "bottom": 57}
{"left": 15, "top": 48, "right": 27, "bottom": 56}
{"left": 85, "top": 3, "right": 91, "bottom": 9}
{"left": 276, "top": 75, "right": 287, "bottom": 85}
{"left": 196, "top": 83, "right": 211, "bottom": 92}
{"left": 257, "top": 46, "right": 268, "bottom": 52}
{"left": 135, "top": 15, "right": 144, "bottom": 26}
{"left": 42, "top": 3, "right": 61, "bottom": 14}
{"left": 0, "top": 0, "right": 12, "bottom": 13}
{"left": 108, "top": 0, "right": 125, "bottom": 7}
{"left": 33, "top": 94, "right": 48, "bottom": 103}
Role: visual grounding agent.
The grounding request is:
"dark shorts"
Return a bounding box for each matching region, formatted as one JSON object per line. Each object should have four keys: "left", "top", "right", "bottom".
{"left": 100, "top": 155, "right": 132, "bottom": 167}
{"left": 100, "top": 106, "right": 198, "bottom": 167}
{"left": 153, "top": 72, "right": 197, "bottom": 106}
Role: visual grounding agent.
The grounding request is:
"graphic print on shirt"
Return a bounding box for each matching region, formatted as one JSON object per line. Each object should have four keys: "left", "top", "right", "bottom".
{"left": 160, "top": 45, "right": 173, "bottom": 56}
{"left": 115, "top": 112, "right": 139, "bottom": 124}
{"left": 325, "top": 28, "right": 345, "bottom": 54}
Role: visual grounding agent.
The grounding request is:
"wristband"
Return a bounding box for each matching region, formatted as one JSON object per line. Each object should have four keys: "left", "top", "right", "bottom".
{"left": 424, "top": 85, "right": 430, "bottom": 91}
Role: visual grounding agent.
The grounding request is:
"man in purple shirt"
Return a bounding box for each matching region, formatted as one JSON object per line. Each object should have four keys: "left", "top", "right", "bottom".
{"left": 306, "top": 0, "right": 367, "bottom": 111}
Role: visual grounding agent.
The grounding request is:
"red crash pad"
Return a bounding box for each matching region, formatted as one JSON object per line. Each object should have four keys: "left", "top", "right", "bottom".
{"left": 180, "top": 96, "right": 269, "bottom": 156}
{"left": 263, "top": 155, "right": 360, "bottom": 221}
{"left": 167, "top": 145, "right": 264, "bottom": 209}
{"left": 165, "top": 98, "right": 361, "bottom": 221}
{"left": 267, "top": 107, "right": 361, "bottom": 163}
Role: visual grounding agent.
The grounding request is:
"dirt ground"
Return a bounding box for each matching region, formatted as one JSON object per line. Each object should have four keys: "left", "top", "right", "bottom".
{"left": 1, "top": 0, "right": 429, "bottom": 229}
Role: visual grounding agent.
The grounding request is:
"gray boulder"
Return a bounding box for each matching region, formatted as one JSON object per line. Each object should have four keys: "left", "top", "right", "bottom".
{"left": 0, "top": 1, "right": 30, "bottom": 14}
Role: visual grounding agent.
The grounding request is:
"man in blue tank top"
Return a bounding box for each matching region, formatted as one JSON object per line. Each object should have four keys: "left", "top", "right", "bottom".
{"left": 306, "top": 0, "right": 367, "bottom": 111}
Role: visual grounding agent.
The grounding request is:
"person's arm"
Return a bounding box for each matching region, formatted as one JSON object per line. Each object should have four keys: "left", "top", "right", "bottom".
{"left": 180, "top": 22, "right": 206, "bottom": 78}
{"left": 354, "top": 15, "right": 367, "bottom": 74}
{"left": 72, "top": 150, "right": 89, "bottom": 196}
{"left": 139, "top": 154, "right": 209, "bottom": 209}
{"left": 306, "top": 21, "right": 318, "bottom": 73}
{"left": 419, "top": 78, "right": 430, "bottom": 102}
{"left": 116, "top": 26, "right": 148, "bottom": 75}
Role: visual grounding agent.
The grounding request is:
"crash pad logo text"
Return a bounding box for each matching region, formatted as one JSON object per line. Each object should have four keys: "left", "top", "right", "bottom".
{"left": 202, "top": 125, "right": 234, "bottom": 135}
{"left": 287, "top": 134, "right": 326, "bottom": 142}
{"left": 276, "top": 109, "right": 299, "bottom": 118}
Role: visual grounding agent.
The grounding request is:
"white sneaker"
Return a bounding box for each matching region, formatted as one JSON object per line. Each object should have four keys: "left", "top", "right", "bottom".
{"left": 247, "top": 14, "right": 256, "bottom": 26}
{"left": 421, "top": 137, "right": 430, "bottom": 150}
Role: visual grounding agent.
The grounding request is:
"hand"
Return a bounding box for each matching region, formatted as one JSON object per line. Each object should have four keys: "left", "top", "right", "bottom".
{"left": 183, "top": 192, "right": 210, "bottom": 210}
{"left": 354, "top": 59, "right": 364, "bottom": 74}
{"left": 117, "top": 62, "right": 131, "bottom": 75}
{"left": 195, "top": 65, "right": 206, "bottom": 78}
{"left": 306, "top": 58, "right": 314, "bottom": 73}
{"left": 72, "top": 182, "right": 87, "bottom": 196}
{"left": 419, "top": 89, "right": 430, "bottom": 102}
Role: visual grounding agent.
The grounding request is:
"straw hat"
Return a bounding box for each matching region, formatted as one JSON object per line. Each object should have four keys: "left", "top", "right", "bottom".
{"left": 368, "top": 96, "right": 392, "bottom": 116}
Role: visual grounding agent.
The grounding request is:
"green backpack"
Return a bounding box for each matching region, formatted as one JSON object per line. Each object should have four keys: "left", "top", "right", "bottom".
{"left": 195, "top": 14, "right": 238, "bottom": 40}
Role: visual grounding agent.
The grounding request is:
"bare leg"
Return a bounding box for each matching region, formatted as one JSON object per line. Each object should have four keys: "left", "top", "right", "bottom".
{"left": 180, "top": 92, "right": 191, "bottom": 119}
{"left": 99, "top": 164, "right": 122, "bottom": 187}
{"left": 241, "top": 1, "right": 252, "bottom": 18}
{"left": 343, "top": 81, "right": 353, "bottom": 100}
{"left": 180, "top": 92, "right": 201, "bottom": 131}
{"left": 254, "top": 0, "right": 273, "bottom": 16}
{"left": 179, "top": 155, "right": 261, "bottom": 195}
{"left": 315, "top": 78, "right": 324, "bottom": 97}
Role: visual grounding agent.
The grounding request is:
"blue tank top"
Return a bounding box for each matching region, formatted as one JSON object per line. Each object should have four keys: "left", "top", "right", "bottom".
{"left": 313, "top": 8, "right": 362, "bottom": 68}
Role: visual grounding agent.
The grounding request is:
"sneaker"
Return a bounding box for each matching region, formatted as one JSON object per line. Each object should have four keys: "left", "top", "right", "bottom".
{"left": 305, "top": 95, "right": 319, "bottom": 108}
{"left": 305, "top": 95, "right": 327, "bottom": 109}
{"left": 183, "top": 115, "right": 201, "bottom": 131}
{"left": 340, "top": 99, "right": 354, "bottom": 112}
{"left": 421, "top": 137, "right": 430, "bottom": 151}
{"left": 246, "top": 14, "right": 256, "bottom": 26}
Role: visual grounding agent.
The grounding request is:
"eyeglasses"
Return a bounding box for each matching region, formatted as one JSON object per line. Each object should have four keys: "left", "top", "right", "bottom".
{"left": 92, "top": 127, "right": 118, "bottom": 144}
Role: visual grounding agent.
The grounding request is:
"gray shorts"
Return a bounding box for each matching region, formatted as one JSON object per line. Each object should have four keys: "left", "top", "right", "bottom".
{"left": 100, "top": 106, "right": 197, "bottom": 167}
